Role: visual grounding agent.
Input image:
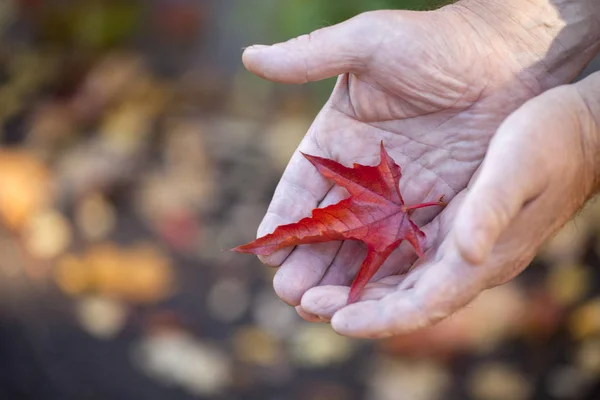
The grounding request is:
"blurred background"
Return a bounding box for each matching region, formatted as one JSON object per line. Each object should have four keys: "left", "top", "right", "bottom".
{"left": 0, "top": 0, "right": 599, "bottom": 399}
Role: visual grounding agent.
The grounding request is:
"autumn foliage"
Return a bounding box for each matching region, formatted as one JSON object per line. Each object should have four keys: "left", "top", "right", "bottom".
{"left": 233, "top": 142, "right": 444, "bottom": 304}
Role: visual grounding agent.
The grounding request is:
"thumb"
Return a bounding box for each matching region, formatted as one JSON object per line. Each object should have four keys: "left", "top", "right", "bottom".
{"left": 242, "top": 13, "right": 377, "bottom": 84}
{"left": 453, "top": 121, "right": 548, "bottom": 265}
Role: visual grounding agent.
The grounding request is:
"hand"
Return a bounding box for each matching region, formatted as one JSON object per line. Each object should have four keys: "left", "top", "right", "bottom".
{"left": 242, "top": 2, "right": 600, "bottom": 337}
{"left": 302, "top": 72, "right": 600, "bottom": 337}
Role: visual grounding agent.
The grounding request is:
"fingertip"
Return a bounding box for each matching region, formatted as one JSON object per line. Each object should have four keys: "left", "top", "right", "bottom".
{"left": 273, "top": 269, "right": 303, "bottom": 306}
{"left": 242, "top": 44, "right": 269, "bottom": 70}
{"left": 258, "top": 249, "right": 290, "bottom": 267}
{"left": 255, "top": 216, "right": 294, "bottom": 267}
{"left": 329, "top": 313, "right": 348, "bottom": 335}
{"left": 329, "top": 306, "right": 356, "bottom": 336}
{"left": 301, "top": 286, "right": 348, "bottom": 319}
{"left": 295, "top": 306, "right": 323, "bottom": 323}
{"left": 241, "top": 43, "right": 307, "bottom": 84}
{"left": 243, "top": 44, "right": 270, "bottom": 53}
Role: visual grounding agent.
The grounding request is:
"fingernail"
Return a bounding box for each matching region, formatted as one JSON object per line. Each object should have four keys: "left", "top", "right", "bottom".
{"left": 244, "top": 44, "right": 270, "bottom": 53}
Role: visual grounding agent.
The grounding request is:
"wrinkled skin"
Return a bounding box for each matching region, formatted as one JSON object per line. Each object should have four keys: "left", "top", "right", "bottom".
{"left": 241, "top": 4, "right": 600, "bottom": 338}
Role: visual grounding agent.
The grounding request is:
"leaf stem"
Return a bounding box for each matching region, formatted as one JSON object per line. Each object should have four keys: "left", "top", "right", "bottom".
{"left": 405, "top": 195, "right": 446, "bottom": 212}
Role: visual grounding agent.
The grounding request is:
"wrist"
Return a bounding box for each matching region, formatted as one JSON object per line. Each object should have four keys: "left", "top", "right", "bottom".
{"left": 445, "top": 0, "right": 600, "bottom": 92}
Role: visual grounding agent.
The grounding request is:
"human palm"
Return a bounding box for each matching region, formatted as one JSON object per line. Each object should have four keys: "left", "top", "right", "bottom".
{"left": 242, "top": 7, "right": 566, "bottom": 336}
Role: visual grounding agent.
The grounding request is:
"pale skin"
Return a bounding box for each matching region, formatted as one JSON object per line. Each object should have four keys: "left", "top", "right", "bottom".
{"left": 241, "top": 0, "right": 600, "bottom": 338}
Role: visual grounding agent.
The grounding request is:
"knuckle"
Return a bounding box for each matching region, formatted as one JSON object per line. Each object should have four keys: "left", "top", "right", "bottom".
{"left": 477, "top": 190, "right": 514, "bottom": 233}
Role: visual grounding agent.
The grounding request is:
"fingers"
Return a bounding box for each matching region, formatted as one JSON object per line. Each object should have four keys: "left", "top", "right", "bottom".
{"left": 298, "top": 220, "right": 438, "bottom": 317}
{"left": 295, "top": 306, "right": 322, "bottom": 323}
{"left": 271, "top": 186, "right": 348, "bottom": 305}
{"left": 301, "top": 281, "right": 400, "bottom": 321}
{"left": 330, "top": 246, "right": 486, "bottom": 338}
{"left": 256, "top": 134, "right": 336, "bottom": 267}
{"left": 319, "top": 91, "right": 576, "bottom": 338}
{"left": 317, "top": 240, "right": 367, "bottom": 286}
{"left": 454, "top": 85, "right": 596, "bottom": 266}
{"left": 242, "top": 13, "right": 377, "bottom": 84}
{"left": 321, "top": 187, "right": 543, "bottom": 338}
{"left": 452, "top": 109, "right": 550, "bottom": 265}
{"left": 301, "top": 197, "right": 482, "bottom": 336}
{"left": 273, "top": 242, "right": 341, "bottom": 305}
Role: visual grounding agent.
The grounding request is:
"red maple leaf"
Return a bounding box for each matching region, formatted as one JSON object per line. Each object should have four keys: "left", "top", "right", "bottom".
{"left": 232, "top": 142, "right": 445, "bottom": 304}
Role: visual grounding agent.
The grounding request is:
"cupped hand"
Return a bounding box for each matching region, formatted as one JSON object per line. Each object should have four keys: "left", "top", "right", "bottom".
{"left": 241, "top": 6, "right": 598, "bottom": 336}
{"left": 299, "top": 73, "right": 600, "bottom": 337}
